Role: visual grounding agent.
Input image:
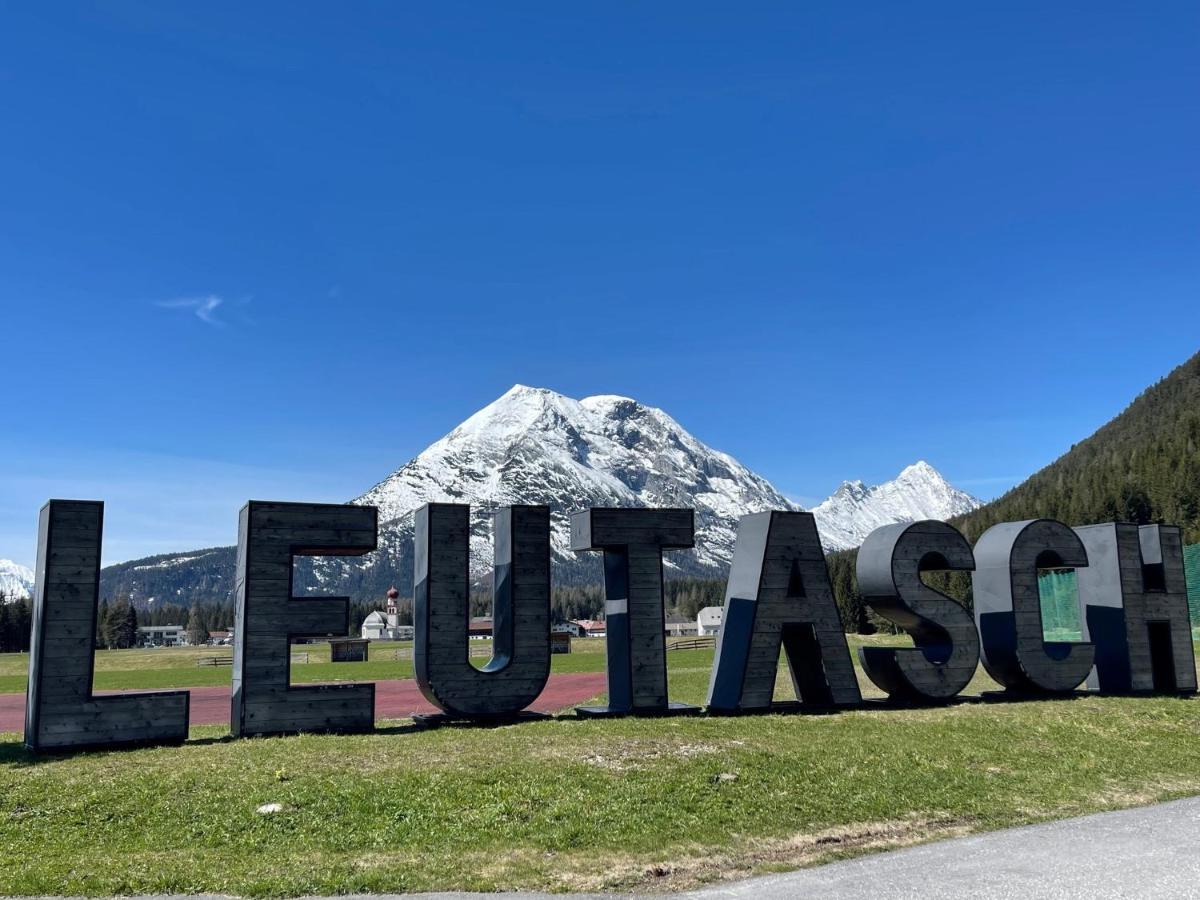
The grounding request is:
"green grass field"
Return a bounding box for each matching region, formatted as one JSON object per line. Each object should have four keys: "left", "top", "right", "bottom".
{"left": 3, "top": 638, "right": 1200, "bottom": 896}
{"left": 0, "top": 634, "right": 1007, "bottom": 697}
{"left": 0, "top": 636, "right": 643, "bottom": 694}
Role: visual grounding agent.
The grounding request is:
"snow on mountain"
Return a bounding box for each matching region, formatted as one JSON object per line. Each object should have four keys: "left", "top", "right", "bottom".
{"left": 98, "top": 387, "right": 983, "bottom": 603}
{"left": 0, "top": 559, "right": 34, "bottom": 600}
{"left": 810, "top": 460, "right": 982, "bottom": 551}
{"left": 352, "top": 384, "right": 799, "bottom": 577}
{"left": 354, "top": 387, "right": 979, "bottom": 571}
{"left": 131, "top": 552, "right": 218, "bottom": 572}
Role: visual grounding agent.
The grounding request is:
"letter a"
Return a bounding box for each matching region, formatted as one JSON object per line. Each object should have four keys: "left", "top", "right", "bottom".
{"left": 707, "top": 511, "right": 861, "bottom": 712}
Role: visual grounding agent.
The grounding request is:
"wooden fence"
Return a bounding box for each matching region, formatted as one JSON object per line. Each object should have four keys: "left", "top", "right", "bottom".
{"left": 667, "top": 636, "right": 715, "bottom": 651}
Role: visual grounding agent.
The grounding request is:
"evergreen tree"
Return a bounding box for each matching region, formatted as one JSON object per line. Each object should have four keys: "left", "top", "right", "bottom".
{"left": 186, "top": 607, "right": 208, "bottom": 646}
{"left": 96, "top": 599, "right": 110, "bottom": 648}
{"left": 99, "top": 599, "right": 120, "bottom": 649}
{"left": 395, "top": 599, "right": 414, "bottom": 626}
{"left": 121, "top": 602, "right": 139, "bottom": 648}
{"left": 0, "top": 601, "right": 12, "bottom": 653}
{"left": 13, "top": 598, "right": 33, "bottom": 652}
{"left": 103, "top": 597, "right": 139, "bottom": 649}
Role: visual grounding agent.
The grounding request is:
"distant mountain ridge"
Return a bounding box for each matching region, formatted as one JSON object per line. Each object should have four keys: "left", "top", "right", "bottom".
{"left": 93, "top": 386, "right": 977, "bottom": 607}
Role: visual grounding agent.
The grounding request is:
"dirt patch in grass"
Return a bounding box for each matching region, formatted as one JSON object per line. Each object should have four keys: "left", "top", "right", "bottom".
{"left": 549, "top": 814, "right": 979, "bottom": 893}
{"left": 1086, "top": 777, "right": 1200, "bottom": 810}
{"left": 578, "top": 738, "right": 741, "bottom": 772}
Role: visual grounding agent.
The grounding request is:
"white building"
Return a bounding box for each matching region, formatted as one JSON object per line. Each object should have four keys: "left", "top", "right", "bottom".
{"left": 361, "top": 587, "right": 413, "bottom": 641}
{"left": 664, "top": 613, "right": 699, "bottom": 637}
{"left": 360, "top": 611, "right": 389, "bottom": 640}
{"left": 571, "top": 619, "right": 607, "bottom": 638}
{"left": 697, "top": 606, "right": 724, "bottom": 636}
{"left": 138, "top": 625, "right": 185, "bottom": 647}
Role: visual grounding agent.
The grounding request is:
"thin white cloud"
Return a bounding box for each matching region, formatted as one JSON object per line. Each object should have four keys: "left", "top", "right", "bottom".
{"left": 156, "top": 295, "right": 224, "bottom": 325}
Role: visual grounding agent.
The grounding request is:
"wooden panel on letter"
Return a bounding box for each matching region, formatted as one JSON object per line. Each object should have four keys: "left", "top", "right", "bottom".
{"left": 855, "top": 520, "right": 979, "bottom": 702}
{"left": 570, "top": 507, "right": 696, "bottom": 716}
{"left": 972, "top": 518, "right": 1095, "bottom": 693}
{"left": 25, "top": 500, "right": 189, "bottom": 752}
{"left": 413, "top": 504, "right": 551, "bottom": 718}
{"left": 1075, "top": 522, "right": 1197, "bottom": 694}
{"left": 706, "top": 511, "right": 861, "bottom": 713}
{"left": 231, "top": 501, "right": 377, "bottom": 737}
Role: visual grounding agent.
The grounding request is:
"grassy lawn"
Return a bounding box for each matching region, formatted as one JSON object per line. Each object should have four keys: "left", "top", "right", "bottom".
{"left": 0, "top": 634, "right": 997, "bottom": 696}
{"left": 2, "top": 638, "right": 1200, "bottom": 895}
{"left": 0, "top": 637, "right": 625, "bottom": 694}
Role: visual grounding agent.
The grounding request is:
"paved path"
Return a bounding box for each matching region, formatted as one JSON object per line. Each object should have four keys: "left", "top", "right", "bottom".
{"left": 0, "top": 672, "right": 606, "bottom": 731}
{"left": 673, "top": 796, "right": 1200, "bottom": 898}
{"left": 273, "top": 797, "right": 1199, "bottom": 899}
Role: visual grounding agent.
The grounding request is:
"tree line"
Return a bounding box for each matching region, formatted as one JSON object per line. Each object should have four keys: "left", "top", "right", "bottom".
{"left": 0, "top": 593, "right": 33, "bottom": 652}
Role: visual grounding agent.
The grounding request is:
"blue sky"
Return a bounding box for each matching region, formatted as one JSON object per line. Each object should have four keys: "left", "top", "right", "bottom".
{"left": 1, "top": 2, "right": 1198, "bottom": 567}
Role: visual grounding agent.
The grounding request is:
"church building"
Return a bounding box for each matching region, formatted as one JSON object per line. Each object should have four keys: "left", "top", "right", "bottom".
{"left": 360, "top": 587, "right": 414, "bottom": 641}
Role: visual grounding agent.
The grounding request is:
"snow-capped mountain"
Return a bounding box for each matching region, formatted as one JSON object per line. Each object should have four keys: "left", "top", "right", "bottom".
{"left": 353, "top": 384, "right": 799, "bottom": 578}
{"left": 98, "top": 386, "right": 981, "bottom": 603}
{"left": 0, "top": 559, "right": 34, "bottom": 600}
{"left": 811, "top": 460, "right": 982, "bottom": 551}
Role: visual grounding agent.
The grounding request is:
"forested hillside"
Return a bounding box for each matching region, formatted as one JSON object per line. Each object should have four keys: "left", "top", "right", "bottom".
{"left": 100, "top": 548, "right": 236, "bottom": 607}
{"left": 953, "top": 350, "right": 1200, "bottom": 543}
{"left": 829, "top": 350, "right": 1200, "bottom": 631}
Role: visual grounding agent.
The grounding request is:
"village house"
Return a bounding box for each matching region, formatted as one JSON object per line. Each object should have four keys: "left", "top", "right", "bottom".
{"left": 697, "top": 606, "right": 724, "bottom": 636}
{"left": 664, "top": 612, "right": 699, "bottom": 637}
{"left": 570, "top": 619, "right": 607, "bottom": 638}
{"left": 137, "top": 624, "right": 185, "bottom": 647}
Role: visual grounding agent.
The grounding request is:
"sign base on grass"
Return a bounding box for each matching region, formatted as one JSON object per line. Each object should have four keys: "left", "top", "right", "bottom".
{"left": 575, "top": 700, "right": 701, "bottom": 718}
{"left": 411, "top": 710, "right": 550, "bottom": 729}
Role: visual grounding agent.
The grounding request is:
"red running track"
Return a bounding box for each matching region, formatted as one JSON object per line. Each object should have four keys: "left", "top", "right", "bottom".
{"left": 0, "top": 672, "right": 607, "bottom": 733}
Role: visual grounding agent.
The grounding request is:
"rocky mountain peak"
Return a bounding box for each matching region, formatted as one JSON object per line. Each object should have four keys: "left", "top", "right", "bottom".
{"left": 812, "top": 461, "right": 981, "bottom": 551}
{"left": 93, "top": 386, "right": 983, "bottom": 605}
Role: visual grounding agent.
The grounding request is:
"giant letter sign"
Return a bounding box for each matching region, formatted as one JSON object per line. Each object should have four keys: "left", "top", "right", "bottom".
{"left": 856, "top": 520, "right": 979, "bottom": 701}
{"left": 25, "top": 500, "right": 189, "bottom": 752}
{"left": 414, "top": 504, "right": 552, "bottom": 718}
{"left": 1075, "top": 523, "right": 1197, "bottom": 694}
{"left": 707, "top": 511, "right": 861, "bottom": 712}
{"left": 972, "top": 519, "right": 1095, "bottom": 693}
{"left": 231, "top": 501, "right": 378, "bottom": 737}
{"left": 570, "top": 507, "right": 696, "bottom": 715}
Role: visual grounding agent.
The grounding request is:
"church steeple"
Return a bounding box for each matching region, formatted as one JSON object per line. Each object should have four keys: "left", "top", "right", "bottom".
{"left": 386, "top": 586, "right": 399, "bottom": 627}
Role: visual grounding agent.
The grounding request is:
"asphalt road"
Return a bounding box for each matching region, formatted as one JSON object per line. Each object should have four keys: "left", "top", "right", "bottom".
{"left": 304, "top": 796, "right": 1200, "bottom": 899}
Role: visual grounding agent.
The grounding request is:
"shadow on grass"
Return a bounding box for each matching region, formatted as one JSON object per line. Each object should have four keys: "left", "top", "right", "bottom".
{"left": 0, "top": 731, "right": 245, "bottom": 767}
